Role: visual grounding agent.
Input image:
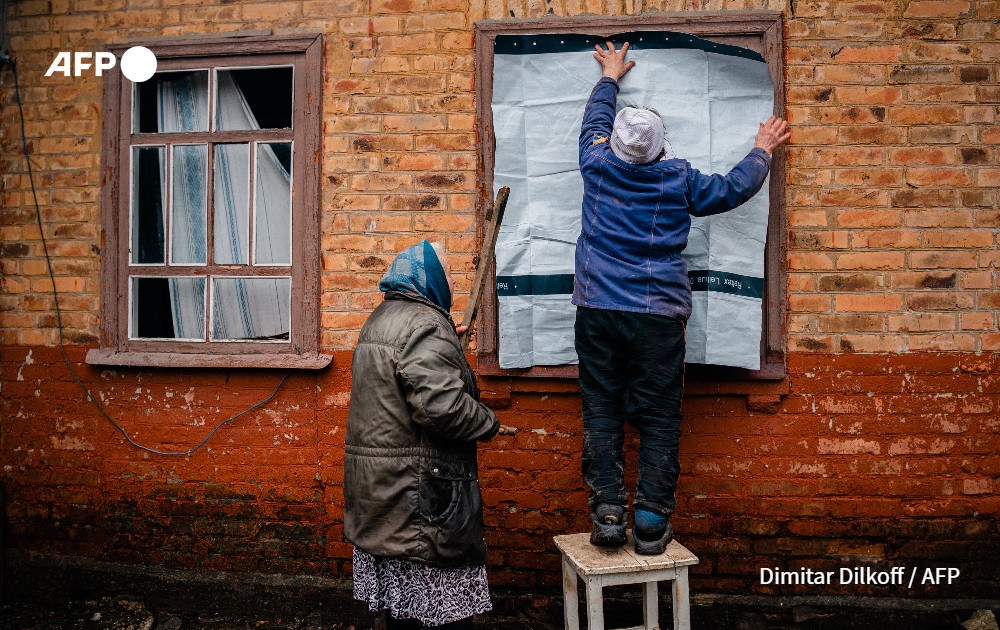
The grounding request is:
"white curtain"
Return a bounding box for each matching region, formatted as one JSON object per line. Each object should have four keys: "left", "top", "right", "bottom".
{"left": 156, "top": 71, "right": 291, "bottom": 340}
{"left": 158, "top": 72, "right": 208, "bottom": 339}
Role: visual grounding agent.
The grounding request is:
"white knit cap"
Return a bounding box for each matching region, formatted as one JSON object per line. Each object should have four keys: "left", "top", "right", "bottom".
{"left": 609, "top": 107, "right": 665, "bottom": 165}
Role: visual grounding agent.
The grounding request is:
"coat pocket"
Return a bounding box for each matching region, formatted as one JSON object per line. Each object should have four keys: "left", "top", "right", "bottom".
{"left": 418, "top": 460, "right": 476, "bottom": 525}
{"left": 418, "top": 460, "right": 487, "bottom": 564}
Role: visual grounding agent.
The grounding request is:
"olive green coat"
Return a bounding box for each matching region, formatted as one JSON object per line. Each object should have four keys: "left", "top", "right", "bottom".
{"left": 343, "top": 293, "right": 499, "bottom": 566}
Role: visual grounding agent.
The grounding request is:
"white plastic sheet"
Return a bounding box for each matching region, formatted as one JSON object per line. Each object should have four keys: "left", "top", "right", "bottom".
{"left": 492, "top": 31, "right": 773, "bottom": 370}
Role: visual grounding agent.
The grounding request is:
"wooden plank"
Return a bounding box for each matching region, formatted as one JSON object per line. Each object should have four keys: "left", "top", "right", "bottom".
{"left": 459, "top": 186, "right": 509, "bottom": 352}
{"left": 673, "top": 568, "right": 692, "bottom": 630}
{"left": 643, "top": 580, "right": 659, "bottom": 630}
{"left": 111, "top": 33, "right": 322, "bottom": 58}
{"left": 85, "top": 349, "right": 332, "bottom": 369}
{"left": 585, "top": 579, "right": 605, "bottom": 630}
{"left": 98, "top": 57, "right": 122, "bottom": 349}
{"left": 563, "top": 558, "right": 581, "bottom": 630}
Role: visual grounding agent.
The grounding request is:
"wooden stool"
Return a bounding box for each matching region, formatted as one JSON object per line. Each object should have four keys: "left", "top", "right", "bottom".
{"left": 554, "top": 532, "right": 699, "bottom": 630}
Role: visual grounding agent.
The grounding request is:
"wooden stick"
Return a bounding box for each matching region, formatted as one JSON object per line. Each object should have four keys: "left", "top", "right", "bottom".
{"left": 459, "top": 186, "right": 509, "bottom": 351}
{"left": 458, "top": 186, "right": 517, "bottom": 436}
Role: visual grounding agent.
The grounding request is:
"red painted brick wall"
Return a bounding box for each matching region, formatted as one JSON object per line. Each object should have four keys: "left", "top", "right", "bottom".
{"left": 2, "top": 347, "right": 997, "bottom": 596}
{"left": 2, "top": 0, "right": 998, "bottom": 602}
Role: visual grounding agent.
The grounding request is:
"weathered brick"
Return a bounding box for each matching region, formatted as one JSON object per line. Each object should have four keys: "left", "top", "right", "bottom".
{"left": 835, "top": 209, "right": 901, "bottom": 227}
{"left": 922, "top": 230, "right": 993, "bottom": 248}
{"left": 381, "top": 154, "right": 447, "bottom": 171}
{"left": 385, "top": 75, "right": 448, "bottom": 94}
{"left": 837, "top": 252, "right": 906, "bottom": 270}
{"left": 908, "top": 86, "right": 977, "bottom": 103}
{"left": 907, "top": 292, "right": 975, "bottom": 310}
{"left": 835, "top": 86, "right": 903, "bottom": 105}
{"left": 350, "top": 135, "right": 414, "bottom": 152}
{"left": 960, "top": 148, "right": 990, "bottom": 164}
{"left": 889, "top": 147, "right": 956, "bottom": 165}
{"left": 891, "top": 271, "right": 958, "bottom": 289}
{"left": 903, "top": 0, "right": 970, "bottom": 17}
{"left": 889, "top": 105, "right": 961, "bottom": 125}
{"left": 834, "top": 294, "right": 903, "bottom": 312}
{"left": 819, "top": 189, "right": 890, "bottom": 207}
{"left": 790, "top": 295, "right": 832, "bottom": 312}
{"left": 888, "top": 64, "right": 954, "bottom": 84}
{"left": 910, "top": 43, "right": 978, "bottom": 63}
{"left": 960, "top": 312, "right": 994, "bottom": 330}
{"left": 381, "top": 114, "right": 447, "bottom": 132}
{"left": 907, "top": 333, "right": 976, "bottom": 351}
{"left": 979, "top": 169, "right": 1000, "bottom": 187}
{"left": 889, "top": 313, "right": 958, "bottom": 332}
{"left": 910, "top": 251, "right": 979, "bottom": 269}
{"left": 789, "top": 252, "right": 836, "bottom": 270}
{"left": 853, "top": 230, "right": 921, "bottom": 249}
{"left": 905, "top": 167, "right": 971, "bottom": 187}
{"left": 960, "top": 271, "right": 993, "bottom": 289}
{"left": 790, "top": 230, "right": 849, "bottom": 249}
{"left": 791, "top": 126, "right": 838, "bottom": 145}
{"left": 834, "top": 45, "right": 902, "bottom": 63}
{"left": 816, "top": 148, "right": 885, "bottom": 166}
{"left": 839, "top": 126, "right": 906, "bottom": 145}
{"left": 832, "top": 168, "right": 901, "bottom": 186}
{"left": 959, "top": 66, "right": 992, "bottom": 82}
{"left": 892, "top": 189, "right": 960, "bottom": 207}
{"left": 979, "top": 86, "right": 1000, "bottom": 103}
{"left": 818, "top": 273, "right": 882, "bottom": 292}
{"left": 815, "top": 64, "right": 886, "bottom": 84}
{"left": 813, "top": 106, "right": 887, "bottom": 125}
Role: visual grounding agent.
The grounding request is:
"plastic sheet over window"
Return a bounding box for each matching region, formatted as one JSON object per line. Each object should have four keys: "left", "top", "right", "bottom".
{"left": 492, "top": 31, "right": 773, "bottom": 370}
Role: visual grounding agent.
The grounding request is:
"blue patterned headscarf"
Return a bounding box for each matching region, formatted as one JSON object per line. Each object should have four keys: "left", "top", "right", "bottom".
{"left": 378, "top": 240, "right": 452, "bottom": 312}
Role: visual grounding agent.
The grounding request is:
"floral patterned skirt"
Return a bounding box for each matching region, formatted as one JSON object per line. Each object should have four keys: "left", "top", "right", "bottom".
{"left": 352, "top": 547, "right": 492, "bottom": 627}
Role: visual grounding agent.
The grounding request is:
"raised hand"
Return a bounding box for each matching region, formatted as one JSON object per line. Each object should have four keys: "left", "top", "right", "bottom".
{"left": 594, "top": 40, "right": 635, "bottom": 81}
{"left": 754, "top": 116, "right": 791, "bottom": 154}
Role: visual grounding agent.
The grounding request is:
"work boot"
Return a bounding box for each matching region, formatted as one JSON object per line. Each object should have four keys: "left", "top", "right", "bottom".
{"left": 590, "top": 504, "right": 627, "bottom": 547}
{"left": 634, "top": 519, "right": 673, "bottom": 555}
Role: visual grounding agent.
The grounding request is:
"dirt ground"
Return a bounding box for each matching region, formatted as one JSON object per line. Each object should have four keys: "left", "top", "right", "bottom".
{"left": 3, "top": 594, "right": 999, "bottom": 630}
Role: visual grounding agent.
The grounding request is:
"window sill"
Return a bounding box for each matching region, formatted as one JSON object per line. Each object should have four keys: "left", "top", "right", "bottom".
{"left": 85, "top": 349, "right": 332, "bottom": 369}
{"left": 476, "top": 355, "right": 787, "bottom": 383}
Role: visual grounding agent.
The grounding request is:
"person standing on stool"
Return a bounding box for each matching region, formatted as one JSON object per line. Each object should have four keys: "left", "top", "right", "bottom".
{"left": 575, "top": 41, "right": 790, "bottom": 554}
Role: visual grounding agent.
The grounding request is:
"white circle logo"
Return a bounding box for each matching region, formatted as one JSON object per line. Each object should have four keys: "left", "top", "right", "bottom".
{"left": 120, "top": 46, "right": 157, "bottom": 82}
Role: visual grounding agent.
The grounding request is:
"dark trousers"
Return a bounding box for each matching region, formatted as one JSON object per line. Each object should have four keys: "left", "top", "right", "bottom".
{"left": 385, "top": 613, "right": 473, "bottom": 629}
{"left": 575, "top": 306, "right": 685, "bottom": 517}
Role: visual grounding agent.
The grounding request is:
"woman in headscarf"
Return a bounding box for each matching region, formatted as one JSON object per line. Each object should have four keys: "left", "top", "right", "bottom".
{"left": 344, "top": 240, "right": 500, "bottom": 629}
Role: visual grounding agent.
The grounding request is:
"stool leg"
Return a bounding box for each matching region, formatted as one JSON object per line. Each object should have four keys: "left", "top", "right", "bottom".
{"left": 672, "top": 567, "right": 691, "bottom": 630}
{"left": 643, "top": 580, "right": 658, "bottom": 629}
{"left": 585, "top": 577, "right": 604, "bottom": 630}
{"left": 562, "top": 559, "right": 580, "bottom": 630}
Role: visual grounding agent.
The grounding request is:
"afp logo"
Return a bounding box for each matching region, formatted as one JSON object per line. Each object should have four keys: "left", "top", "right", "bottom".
{"left": 44, "top": 46, "right": 157, "bottom": 82}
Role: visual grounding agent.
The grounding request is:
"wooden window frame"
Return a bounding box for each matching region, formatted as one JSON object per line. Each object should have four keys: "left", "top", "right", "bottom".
{"left": 473, "top": 12, "right": 786, "bottom": 382}
{"left": 87, "top": 33, "right": 330, "bottom": 369}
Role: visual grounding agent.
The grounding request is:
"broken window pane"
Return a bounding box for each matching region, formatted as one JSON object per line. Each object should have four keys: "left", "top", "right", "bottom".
{"left": 130, "top": 276, "right": 206, "bottom": 340}
{"left": 214, "top": 143, "right": 250, "bottom": 264}
{"left": 131, "top": 146, "right": 166, "bottom": 264}
{"left": 134, "top": 70, "right": 210, "bottom": 134}
{"left": 254, "top": 142, "right": 292, "bottom": 265}
{"left": 216, "top": 67, "right": 293, "bottom": 131}
{"left": 211, "top": 277, "right": 290, "bottom": 341}
{"left": 170, "top": 144, "right": 208, "bottom": 264}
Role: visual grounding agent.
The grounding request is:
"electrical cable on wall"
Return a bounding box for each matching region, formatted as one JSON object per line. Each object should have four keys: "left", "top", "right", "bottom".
{"left": 6, "top": 56, "right": 292, "bottom": 457}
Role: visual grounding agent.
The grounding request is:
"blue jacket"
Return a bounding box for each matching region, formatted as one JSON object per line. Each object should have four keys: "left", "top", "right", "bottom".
{"left": 573, "top": 77, "right": 772, "bottom": 321}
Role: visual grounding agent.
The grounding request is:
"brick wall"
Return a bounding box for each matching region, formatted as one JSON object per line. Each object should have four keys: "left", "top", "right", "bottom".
{"left": 1, "top": 0, "right": 998, "bottom": 604}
